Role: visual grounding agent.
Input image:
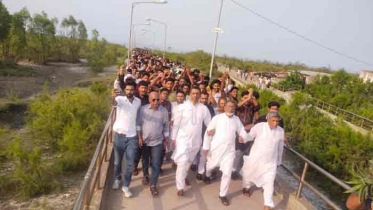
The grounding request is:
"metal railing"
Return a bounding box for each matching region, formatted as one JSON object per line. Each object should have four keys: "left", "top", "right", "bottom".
{"left": 73, "top": 107, "right": 116, "bottom": 210}
{"left": 281, "top": 146, "right": 351, "bottom": 210}
{"left": 312, "top": 97, "right": 373, "bottom": 131}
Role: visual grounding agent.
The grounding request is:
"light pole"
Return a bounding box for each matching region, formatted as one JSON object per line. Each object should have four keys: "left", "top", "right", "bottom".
{"left": 146, "top": 17, "right": 168, "bottom": 59}
{"left": 128, "top": 0, "right": 167, "bottom": 61}
{"left": 209, "top": 0, "right": 224, "bottom": 80}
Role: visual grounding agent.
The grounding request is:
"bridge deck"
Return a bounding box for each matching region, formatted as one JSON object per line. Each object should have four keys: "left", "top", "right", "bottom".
{"left": 101, "top": 161, "right": 288, "bottom": 210}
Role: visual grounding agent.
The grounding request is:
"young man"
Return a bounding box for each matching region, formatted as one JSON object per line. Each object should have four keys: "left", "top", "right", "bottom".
{"left": 171, "top": 86, "right": 211, "bottom": 196}
{"left": 228, "top": 87, "right": 239, "bottom": 104}
{"left": 240, "top": 111, "right": 285, "bottom": 210}
{"left": 112, "top": 80, "right": 142, "bottom": 198}
{"left": 192, "top": 91, "right": 215, "bottom": 178}
{"left": 137, "top": 92, "right": 170, "bottom": 196}
{"left": 135, "top": 81, "right": 149, "bottom": 106}
{"left": 203, "top": 101, "right": 248, "bottom": 206}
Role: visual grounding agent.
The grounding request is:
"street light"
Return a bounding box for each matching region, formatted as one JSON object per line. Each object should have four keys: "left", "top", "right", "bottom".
{"left": 146, "top": 17, "right": 168, "bottom": 59}
{"left": 128, "top": 0, "right": 167, "bottom": 61}
{"left": 209, "top": 0, "right": 224, "bottom": 80}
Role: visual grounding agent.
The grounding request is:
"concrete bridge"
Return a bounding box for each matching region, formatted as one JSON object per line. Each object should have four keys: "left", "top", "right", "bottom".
{"left": 72, "top": 104, "right": 351, "bottom": 210}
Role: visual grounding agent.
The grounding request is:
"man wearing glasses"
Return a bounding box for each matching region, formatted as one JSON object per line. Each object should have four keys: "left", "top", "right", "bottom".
{"left": 137, "top": 91, "right": 170, "bottom": 197}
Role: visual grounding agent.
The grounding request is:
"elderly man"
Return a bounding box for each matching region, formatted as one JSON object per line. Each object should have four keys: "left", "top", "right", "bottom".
{"left": 111, "top": 80, "right": 141, "bottom": 198}
{"left": 171, "top": 86, "right": 211, "bottom": 196}
{"left": 240, "top": 111, "right": 285, "bottom": 210}
{"left": 203, "top": 100, "right": 248, "bottom": 206}
{"left": 137, "top": 91, "right": 169, "bottom": 196}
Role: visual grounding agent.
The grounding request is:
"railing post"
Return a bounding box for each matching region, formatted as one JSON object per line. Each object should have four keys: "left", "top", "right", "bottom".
{"left": 84, "top": 185, "right": 91, "bottom": 210}
{"left": 361, "top": 119, "right": 364, "bottom": 128}
{"left": 96, "top": 152, "right": 102, "bottom": 189}
{"left": 296, "top": 162, "right": 309, "bottom": 199}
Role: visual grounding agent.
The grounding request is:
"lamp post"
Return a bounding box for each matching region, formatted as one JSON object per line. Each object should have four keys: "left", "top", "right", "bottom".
{"left": 145, "top": 17, "right": 168, "bottom": 59}
{"left": 128, "top": 0, "right": 167, "bottom": 61}
{"left": 209, "top": 0, "right": 224, "bottom": 80}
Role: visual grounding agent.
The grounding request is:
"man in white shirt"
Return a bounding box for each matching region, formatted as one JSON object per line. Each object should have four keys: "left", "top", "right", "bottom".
{"left": 111, "top": 80, "right": 142, "bottom": 198}
{"left": 240, "top": 111, "right": 285, "bottom": 210}
{"left": 171, "top": 86, "right": 211, "bottom": 196}
{"left": 203, "top": 100, "right": 248, "bottom": 206}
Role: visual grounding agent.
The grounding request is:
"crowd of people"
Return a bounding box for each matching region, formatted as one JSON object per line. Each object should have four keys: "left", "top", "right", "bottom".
{"left": 111, "top": 49, "right": 285, "bottom": 210}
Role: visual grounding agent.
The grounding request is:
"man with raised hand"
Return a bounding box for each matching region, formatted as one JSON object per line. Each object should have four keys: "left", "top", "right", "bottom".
{"left": 203, "top": 100, "right": 248, "bottom": 206}
{"left": 171, "top": 86, "right": 211, "bottom": 196}
{"left": 111, "top": 80, "right": 142, "bottom": 198}
{"left": 241, "top": 111, "right": 285, "bottom": 210}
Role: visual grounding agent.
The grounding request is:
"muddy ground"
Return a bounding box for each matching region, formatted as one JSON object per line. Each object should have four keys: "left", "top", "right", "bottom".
{"left": 0, "top": 61, "right": 116, "bottom": 210}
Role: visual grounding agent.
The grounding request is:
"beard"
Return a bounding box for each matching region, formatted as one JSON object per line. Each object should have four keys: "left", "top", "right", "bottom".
{"left": 126, "top": 93, "right": 134, "bottom": 99}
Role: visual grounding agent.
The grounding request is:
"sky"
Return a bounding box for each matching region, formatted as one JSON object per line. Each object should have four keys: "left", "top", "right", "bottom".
{"left": 3, "top": 0, "right": 373, "bottom": 72}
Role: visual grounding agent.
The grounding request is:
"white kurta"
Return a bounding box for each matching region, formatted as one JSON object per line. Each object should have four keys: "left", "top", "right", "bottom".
{"left": 171, "top": 101, "right": 211, "bottom": 163}
{"left": 203, "top": 113, "right": 248, "bottom": 176}
{"left": 241, "top": 122, "right": 284, "bottom": 188}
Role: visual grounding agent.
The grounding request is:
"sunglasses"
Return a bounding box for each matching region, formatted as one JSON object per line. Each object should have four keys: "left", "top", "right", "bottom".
{"left": 152, "top": 99, "right": 160, "bottom": 102}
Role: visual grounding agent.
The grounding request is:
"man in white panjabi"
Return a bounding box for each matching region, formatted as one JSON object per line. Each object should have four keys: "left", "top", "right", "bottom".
{"left": 203, "top": 100, "right": 248, "bottom": 206}
{"left": 240, "top": 111, "right": 284, "bottom": 210}
{"left": 171, "top": 86, "right": 211, "bottom": 196}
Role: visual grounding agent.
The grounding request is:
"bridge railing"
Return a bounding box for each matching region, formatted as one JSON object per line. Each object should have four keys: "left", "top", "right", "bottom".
{"left": 312, "top": 97, "right": 373, "bottom": 131}
{"left": 73, "top": 107, "right": 116, "bottom": 210}
{"left": 281, "top": 146, "right": 351, "bottom": 210}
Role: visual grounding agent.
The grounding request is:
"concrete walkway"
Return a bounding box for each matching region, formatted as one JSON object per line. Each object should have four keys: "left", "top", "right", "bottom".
{"left": 101, "top": 162, "right": 289, "bottom": 210}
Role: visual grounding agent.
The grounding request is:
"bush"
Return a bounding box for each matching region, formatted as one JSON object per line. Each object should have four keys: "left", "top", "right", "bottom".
{"left": 27, "top": 85, "right": 110, "bottom": 172}
{"left": 28, "top": 88, "right": 109, "bottom": 150}
{"left": 6, "top": 138, "right": 56, "bottom": 197}
{"left": 282, "top": 93, "right": 373, "bottom": 180}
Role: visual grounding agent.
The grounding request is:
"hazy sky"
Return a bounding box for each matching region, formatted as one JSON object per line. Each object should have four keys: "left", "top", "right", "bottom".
{"left": 4, "top": 0, "right": 373, "bottom": 72}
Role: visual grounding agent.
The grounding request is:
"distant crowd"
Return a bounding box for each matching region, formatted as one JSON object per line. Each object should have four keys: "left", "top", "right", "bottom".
{"left": 111, "top": 49, "right": 285, "bottom": 210}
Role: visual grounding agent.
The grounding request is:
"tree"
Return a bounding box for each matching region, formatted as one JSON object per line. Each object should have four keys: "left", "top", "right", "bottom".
{"left": 0, "top": 1, "right": 11, "bottom": 59}
{"left": 87, "top": 29, "right": 107, "bottom": 72}
{"left": 61, "top": 15, "right": 87, "bottom": 62}
{"left": 28, "top": 11, "right": 57, "bottom": 64}
{"left": 3, "top": 8, "right": 30, "bottom": 60}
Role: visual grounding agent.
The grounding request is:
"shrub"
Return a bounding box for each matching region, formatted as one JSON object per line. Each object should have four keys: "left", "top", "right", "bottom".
{"left": 6, "top": 138, "right": 55, "bottom": 197}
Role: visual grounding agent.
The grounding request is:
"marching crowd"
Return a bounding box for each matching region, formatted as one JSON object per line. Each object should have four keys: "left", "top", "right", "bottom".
{"left": 111, "top": 49, "right": 285, "bottom": 210}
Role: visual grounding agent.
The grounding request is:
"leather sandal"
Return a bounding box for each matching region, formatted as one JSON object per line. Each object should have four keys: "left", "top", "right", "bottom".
{"left": 243, "top": 188, "right": 251, "bottom": 197}
{"left": 219, "top": 196, "right": 230, "bottom": 206}
{"left": 177, "top": 190, "right": 184, "bottom": 196}
{"left": 150, "top": 186, "right": 158, "bottom": 196}
{"left": 142, "top": 177, "right": 149, "bottom": 186}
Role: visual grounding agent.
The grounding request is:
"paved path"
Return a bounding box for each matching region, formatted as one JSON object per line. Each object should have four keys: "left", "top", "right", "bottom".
{"left": 101, "top": 162, "right": 289, "bottom": 210}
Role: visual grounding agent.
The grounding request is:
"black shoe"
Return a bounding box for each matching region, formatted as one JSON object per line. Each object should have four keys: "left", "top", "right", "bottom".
{"left": 190, "top": 164, "right": 197, "bottom": 172}
{"left": 204, "top": 176, "right": 211, "bottom": 185}
{"left": 196, "top": 173, "right": 203, "bottom": 181}
{"left": 219, "top": 196, "right": 230, "bottom": 206}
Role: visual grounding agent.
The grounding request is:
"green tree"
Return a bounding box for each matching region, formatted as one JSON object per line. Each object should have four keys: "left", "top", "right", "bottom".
{"left": 86, "top": 29, "right": 107, "bottom": 72}
{"left": 3, "top": 8, "right": 30, "bottom": 60}
{"left": 0, "top": 0, "right": 12, "bottom": 59}
{"left": 61, "top": 15, "right": 87, "bottom": 62}
{"left": 28, "top": 11, "right": 57, "bottom": 64}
